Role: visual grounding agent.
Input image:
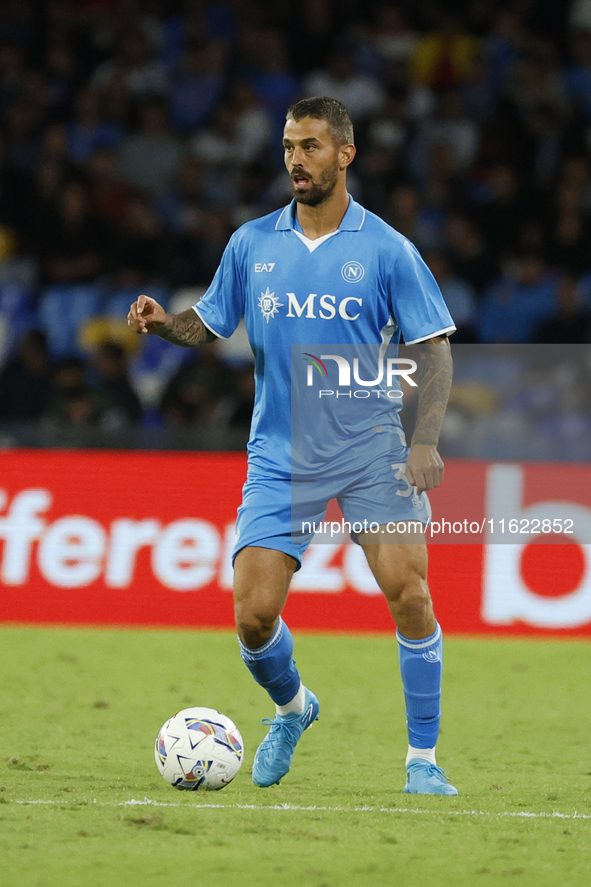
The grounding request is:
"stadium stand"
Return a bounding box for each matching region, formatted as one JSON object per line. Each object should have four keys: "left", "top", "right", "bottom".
{"left": 0, "top": 0, "right": 589, "bottom": 454}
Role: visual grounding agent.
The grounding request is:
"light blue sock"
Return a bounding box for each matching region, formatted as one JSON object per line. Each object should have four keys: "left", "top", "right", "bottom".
{"left": 238, "top": 617, "right": 301, "bottom": 706}
{"left": 397, "top": 622, "right": 442, "bottom": 749}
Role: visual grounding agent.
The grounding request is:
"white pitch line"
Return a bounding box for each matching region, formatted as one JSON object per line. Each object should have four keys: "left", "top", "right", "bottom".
{"left": 9, "top": 798, "right": 591, "bottom": 820}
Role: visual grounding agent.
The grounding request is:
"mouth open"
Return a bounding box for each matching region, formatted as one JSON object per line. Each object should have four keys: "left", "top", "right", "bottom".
{"left": 292, "top": 172, "right": 311, "bottom": 187}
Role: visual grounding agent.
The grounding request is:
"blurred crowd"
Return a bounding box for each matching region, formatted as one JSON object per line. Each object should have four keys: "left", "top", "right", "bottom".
{"left": 1, "top": 0, "right": 591, "bottom": 449}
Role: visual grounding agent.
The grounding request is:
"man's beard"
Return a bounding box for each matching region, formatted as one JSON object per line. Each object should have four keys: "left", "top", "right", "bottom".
{"left": 291, "top": 158, "right": 339, "bottom": 206}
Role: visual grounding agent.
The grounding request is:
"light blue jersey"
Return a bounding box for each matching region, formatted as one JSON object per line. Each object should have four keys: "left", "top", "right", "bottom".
{"left": 194, "top": 196, "right": 455, "bottom": 479}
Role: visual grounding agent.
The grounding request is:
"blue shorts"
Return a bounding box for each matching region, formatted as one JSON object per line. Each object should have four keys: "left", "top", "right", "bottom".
{"left": 233, "top": 426, "right": 431, "bottom": 569}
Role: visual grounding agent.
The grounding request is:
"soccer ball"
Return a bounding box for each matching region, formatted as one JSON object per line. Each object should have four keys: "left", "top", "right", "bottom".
{"left": 154, "top": 707, "right": 244, "bottom": 791}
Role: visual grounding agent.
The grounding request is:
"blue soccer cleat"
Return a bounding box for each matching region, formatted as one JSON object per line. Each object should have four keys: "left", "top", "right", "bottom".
{"left": 403, "top": 759, "right": 458, "bottom": 796}
{"left": 252, "top": 687, "right": 320, "bottom": 787}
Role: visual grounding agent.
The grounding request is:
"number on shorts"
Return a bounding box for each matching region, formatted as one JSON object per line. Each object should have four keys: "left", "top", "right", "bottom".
{"left": 391, "top": 463, "right": 413, "bottom": 498}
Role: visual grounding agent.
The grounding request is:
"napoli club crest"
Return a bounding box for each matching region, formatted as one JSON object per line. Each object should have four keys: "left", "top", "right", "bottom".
{"left": 341, "top": 261, "right": 365, "bottom": 283}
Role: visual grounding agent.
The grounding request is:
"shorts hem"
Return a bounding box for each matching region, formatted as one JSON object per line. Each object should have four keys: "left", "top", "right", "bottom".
{"left": 232, "top": 537, "right": 305, "bottom": 571}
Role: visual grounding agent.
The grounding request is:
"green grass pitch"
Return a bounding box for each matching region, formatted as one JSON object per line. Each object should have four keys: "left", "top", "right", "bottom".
{"left": 1, "top": 626, "right": 590, "bottom": 887}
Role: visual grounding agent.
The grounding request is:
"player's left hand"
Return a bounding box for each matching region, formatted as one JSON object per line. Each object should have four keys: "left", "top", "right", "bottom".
{"left": 405, "top": 444, "right": 444, "bottom": 494}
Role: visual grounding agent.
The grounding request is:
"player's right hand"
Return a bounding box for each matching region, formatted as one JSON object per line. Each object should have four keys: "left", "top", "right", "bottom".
{"left": 127, "top": 294, "right": 169, "bottom": 335}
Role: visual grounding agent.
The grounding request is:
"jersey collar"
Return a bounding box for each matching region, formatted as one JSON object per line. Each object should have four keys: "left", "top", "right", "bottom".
{"left": 275, "top": 194, "right": 366, "bottom": 232}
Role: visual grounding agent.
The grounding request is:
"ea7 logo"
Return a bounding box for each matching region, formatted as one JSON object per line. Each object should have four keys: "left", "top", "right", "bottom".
{"left": 254, "top": 263, "right": 275, "bottom": 272}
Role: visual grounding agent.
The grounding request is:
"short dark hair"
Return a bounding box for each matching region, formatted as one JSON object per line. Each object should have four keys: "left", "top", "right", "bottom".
{"left": 286, "top": 96, "right": 354, "bottom": 146}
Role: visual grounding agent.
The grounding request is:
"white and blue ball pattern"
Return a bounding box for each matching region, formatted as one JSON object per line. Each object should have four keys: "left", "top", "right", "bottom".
{"left": 155, "top": 707, "right": 244, "bottom": 791}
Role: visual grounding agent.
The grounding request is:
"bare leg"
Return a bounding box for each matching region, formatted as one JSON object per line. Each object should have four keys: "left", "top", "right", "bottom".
{"left": 359, "top": 525, "right": 435, "bottom": 638}
{"left": 233, "top": 546, "right": 298, "bottom": 648}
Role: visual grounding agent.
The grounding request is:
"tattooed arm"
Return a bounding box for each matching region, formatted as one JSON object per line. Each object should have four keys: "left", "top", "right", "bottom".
{"left": 127, "top": 294, "right": 217, "bottom": 347}
{"left": 151, "top": 308, "right": 217, "bottom": 347}
{"left": 404, "top": 334, "right": 453, "bottom": 494}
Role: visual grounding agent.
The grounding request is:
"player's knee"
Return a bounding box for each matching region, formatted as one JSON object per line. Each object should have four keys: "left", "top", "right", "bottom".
{"left": 235, "top": 605, "right": 279, "bottom": 649}
{"left": 393, "top": 581, "right": 432, "bottom": 622}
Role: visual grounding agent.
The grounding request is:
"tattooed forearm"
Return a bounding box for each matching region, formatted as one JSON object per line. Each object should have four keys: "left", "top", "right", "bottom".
{"left": 156, "top": 309, "right": 217, "bottom": 347}
{"left": 411, "top": 335, "right": 453, "bottom": 446}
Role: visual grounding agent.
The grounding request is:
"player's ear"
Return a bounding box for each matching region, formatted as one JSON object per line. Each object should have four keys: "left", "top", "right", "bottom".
{"left": 339, "top": 144, "right": 356, "bottom": 169}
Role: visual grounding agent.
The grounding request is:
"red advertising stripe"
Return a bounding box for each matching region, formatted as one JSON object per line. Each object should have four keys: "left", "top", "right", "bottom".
{"left": 0, "top": 451, "right": 590, "bottom": 636}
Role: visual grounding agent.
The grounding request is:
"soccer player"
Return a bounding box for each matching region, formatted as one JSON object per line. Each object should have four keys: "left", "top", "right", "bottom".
{"left": 128, "top": 96, "right": 457, "bottom": 795}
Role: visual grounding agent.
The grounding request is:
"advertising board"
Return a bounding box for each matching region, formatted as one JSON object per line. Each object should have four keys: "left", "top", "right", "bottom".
{"left": 0, "top": 451, "right": 589, "bottom": 636}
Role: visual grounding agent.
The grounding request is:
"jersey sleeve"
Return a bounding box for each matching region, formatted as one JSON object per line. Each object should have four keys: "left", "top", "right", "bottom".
{"left": 192, "top": 233, "right": 245, "bottom": 339}
{"left": 388, "top": 240, "right": 456, "bottom": 344}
